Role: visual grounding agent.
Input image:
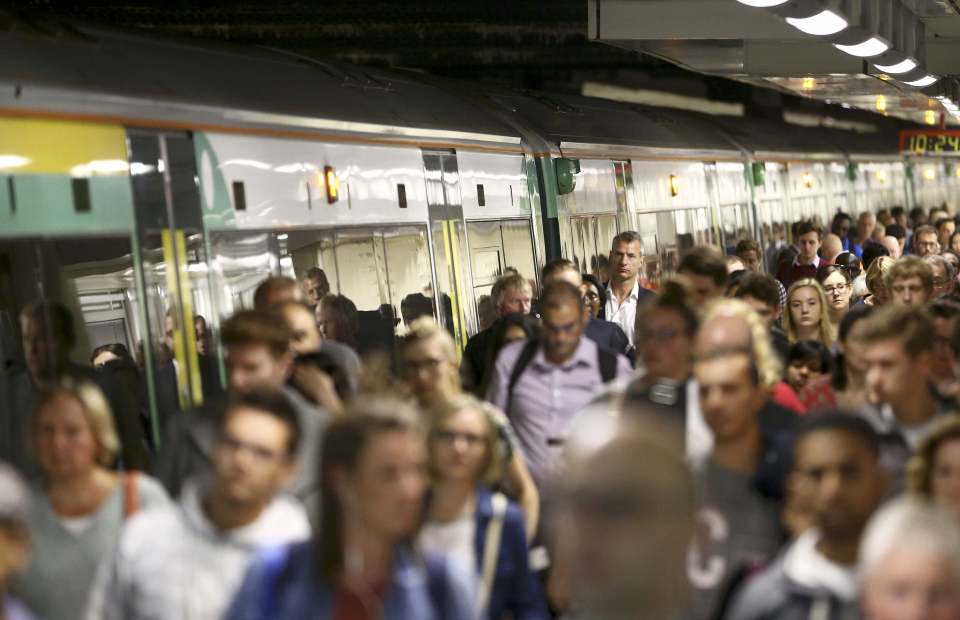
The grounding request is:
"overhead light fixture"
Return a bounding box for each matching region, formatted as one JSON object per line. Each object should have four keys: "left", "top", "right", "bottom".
{"left": 874, "top": 58, "right": 918, "bottom": 74}
{"left": 786, "top": 10, "right": 848, "bottom": 36}
{"left": 834, "top": 37, "right": 888, "bottom": 58}
{"left": 904, "top": 75, "right": 939, "bottom": 88}
{"left": 736, "top": 0, "right": 789, "bottom": 6}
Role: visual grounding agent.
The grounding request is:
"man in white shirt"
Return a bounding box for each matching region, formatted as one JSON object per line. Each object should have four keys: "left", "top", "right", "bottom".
{"left": 87, "top": 388, "right": 311, "bottom": 620}
{"left": 604, "top": 231, "right": 655, "bottom": 348}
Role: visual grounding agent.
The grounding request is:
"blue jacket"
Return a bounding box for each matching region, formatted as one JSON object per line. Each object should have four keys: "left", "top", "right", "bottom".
{"left": 472, "top": 487, "right": 549, "bottom": 620}
{"left": 583, "top": 317, "right": 630, "bottom": 359}
{"left": 225, "top": 542, "right": 473, "bottom": 620}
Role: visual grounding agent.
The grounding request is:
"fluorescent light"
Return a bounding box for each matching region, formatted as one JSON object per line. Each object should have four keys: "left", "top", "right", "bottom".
{"left": 834, "top": 37, "right": 888, "bottom": 58}
{"left": 736, "top": 0, "right": 789, "bottom": 6}
{"left": 904, "top": 75, "right": 939, "bottom": 88}
{"left": 873, "top": 58, "right": 918, "bottom": 74}
{"left": 786, "top": 10, "right": 848, "bottom": 36}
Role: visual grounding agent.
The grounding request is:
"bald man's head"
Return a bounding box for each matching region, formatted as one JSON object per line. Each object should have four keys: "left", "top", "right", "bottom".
{"left": 695, "top": 313, "right": 752, "bottom": 358}
{"left": 822, "top": 234, "right": 843, "bottom": 264}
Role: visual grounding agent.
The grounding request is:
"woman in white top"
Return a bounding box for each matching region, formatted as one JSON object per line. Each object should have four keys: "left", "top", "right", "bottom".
{"left": 419, "top": 394, "right": 548, "bottom": 620}
{"left": 11, "top": 378, "right": 167, "bottom": 620}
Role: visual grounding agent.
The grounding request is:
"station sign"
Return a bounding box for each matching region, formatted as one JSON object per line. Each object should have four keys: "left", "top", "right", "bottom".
{"left": 899, "top": 129, "right": 960, "bottom": 156}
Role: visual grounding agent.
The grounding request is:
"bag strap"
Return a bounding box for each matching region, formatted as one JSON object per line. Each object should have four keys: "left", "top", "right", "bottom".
{"left": 123, "top": 472, "right": 140, "bottom": 519}
{"left": 506, "top": 340, "right": 539, "bottom": 418}
{"left": 597, "top": 346, "right": 618, "bottom": 384}
{"left": 477, "top": 492, "right": 508, "bottom": 616}
{"left": 424, "top": 552, "right": 451, "bottom": 620}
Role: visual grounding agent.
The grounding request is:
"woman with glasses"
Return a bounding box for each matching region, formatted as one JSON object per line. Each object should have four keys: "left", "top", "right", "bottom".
{"left": 580, "top": 273, "right": 606, "bottom": 319}
{"left": 420, "top": 394, "right": 548, "bottom": 620}
{"left": 783, "top": 279, "right": 835, "bottom": 349}
{"left": 815, "top": 265, "right": 852, "bottom": 332}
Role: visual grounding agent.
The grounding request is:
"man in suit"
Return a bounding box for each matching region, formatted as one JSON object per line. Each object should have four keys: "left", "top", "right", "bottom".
{"left": 605, "top": 231, "right": 656, "bottom": 349}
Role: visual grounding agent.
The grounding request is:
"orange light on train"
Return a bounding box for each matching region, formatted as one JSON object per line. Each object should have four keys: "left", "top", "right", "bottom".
{"left": 923, "top": 166, "right": 936, "bottom": 181}
{"left": 802, "top": 172, "right": 814, "bottom": 188}
{"left": 669, "top": 174, "right": 680, "bottom": 197}
{"left": 924, "top": 110, "right": 937, "bottom": 125}
{"left": 875, "top": 170, "right": 888, "bottom": 184}
{"left": 323, "top": 166, "right": 339, "bottom": 204}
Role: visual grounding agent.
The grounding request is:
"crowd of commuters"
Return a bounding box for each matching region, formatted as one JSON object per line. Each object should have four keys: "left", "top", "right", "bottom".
{"left": 6, "top": 205, "right": 960, "bottom": 619}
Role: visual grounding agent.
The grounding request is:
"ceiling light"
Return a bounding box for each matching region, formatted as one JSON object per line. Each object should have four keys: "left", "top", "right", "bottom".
{"left": 834, "top": 37, "right": 888, "bottom": 58}
{"left": 874, "top": 58, "right": 918, "bottom": 74}
{"left": 786, "top": 10, "right": 848, "bottom": 36}
{"left": 904, "top": 75, "right": 939, "bottom": 88}
{"left": 736, "top": 0, "right": 789, "bottom": 6}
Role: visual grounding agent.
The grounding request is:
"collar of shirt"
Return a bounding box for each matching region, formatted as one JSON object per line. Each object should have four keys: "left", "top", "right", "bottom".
{"left": 608, "top": 279, "right": 640, "bottom": 306}
{"left": 531, "top": 337, "right": 593, "bottom": 372}
{"left": 793, "top": 255, "right": 821, "bottom": 269}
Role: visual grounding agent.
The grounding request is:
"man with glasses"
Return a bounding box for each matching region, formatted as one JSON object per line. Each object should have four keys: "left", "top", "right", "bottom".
{"left": 924, "top": 254, "right": 957, "bottom": 299}
{"left": 87, "top": 389, "right": 310, "bottom": 620}
{"left": 912, "top": 224, "right": 941, "bottom": 258}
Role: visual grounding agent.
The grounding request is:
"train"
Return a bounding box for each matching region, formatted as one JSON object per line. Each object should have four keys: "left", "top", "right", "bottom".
{"left": 1, "top": 22, "right": 958, "bottom": 432}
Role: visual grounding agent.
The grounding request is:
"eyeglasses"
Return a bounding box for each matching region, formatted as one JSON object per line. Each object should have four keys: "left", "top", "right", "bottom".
{"left": 933, "top": 278, "right": 951, "bottom": 287}
{"left": 823, "top": 284, "right": 848, "bottom": 295}
{"left": 432, "top": 429, "right": 485, "bottom": 447}
{"left": 583, "top": 291, "right": 601, "bottom": 301}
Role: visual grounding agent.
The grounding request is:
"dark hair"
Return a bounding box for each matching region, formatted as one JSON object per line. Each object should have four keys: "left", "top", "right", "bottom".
{"left": 317, "top": 399, "right": 421, "bottom": 579}
{"left": 815, "top": 264, "right": 852, "bottom": 286}
{"left": 319, "top": 295, "right": 360, "bottom": 350}
{"left": 294, "top": 349, "right": 354, "bottom": 401}
{"left": 305, "top": 267, "right": 329, "bottom": 286}
{"left": 612, "top": 230, "right": 642, "bottom": 247}
{"left": 795, "top": 220, "right": 822, "bottom": 240}
{"left": 930, "top": 298, "right": 960, "bottom": 322}
{"left": 735, "top": 272, "right": 781, "bottom": 309}
{"left": 20, "top": 300, "right": 76, "bottom": 351}
{"left": 223, "top": 388, "right": 302, "bottom": 457}
{"left": 834, "top": 252, "right": 863, "bottom": 280}
{"left": 832, "top": 305, "right": 875, "bottom": 391}
{"left": 90, "top": 342, "right": 134, "bottom": 366}
{"left": 541, "top": 258, "right": 579, "bottom": 283}
{"left": 221, "top": 310, "right": 292, "bottom": 358}
{"left": 735, "top": 239, "right": 760, "bottom": 257}
{"left": 794, "top": 411, "right": 881, "bottom": 459}
{"left": 936, "top": 218, "right": 955, "bottom": 232}
{"left": 581, "top": 273, "right": 606, "bottom": 313}
{"left": 540, "top": 280, "right": 584, "bottom": 311}
{"left": 831, "top": 212, "right": 852, "bottom": 236}
{"left": 725, "top": 269, "right": 748, "bottom": 296}
{"left": 481, "top": 314, "right": 542, "bottom": 396}
{"left": 788, "top": 340, "right": 833, "bottom": 374}
{"left": 677, "top": 246, "right": 727, "bottom": 287}
{"left": 885, "top": 224, "right": 907, "bottom": 240}
{"left": 253, "top": 276, "right": 300, "bottom": 311}
{"left": 636, "top": 278, "right": 699, "bottom": 341}
{"left": 891, "top": 206, "right": 905, "bottom": 219}
{"left": 861, "top": 240, "right": 890, "bottom": 270}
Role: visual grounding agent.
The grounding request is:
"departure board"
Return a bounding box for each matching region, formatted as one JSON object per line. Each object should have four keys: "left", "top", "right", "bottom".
{"left": 900, "top": 130, "right": 960, "bottom": 155}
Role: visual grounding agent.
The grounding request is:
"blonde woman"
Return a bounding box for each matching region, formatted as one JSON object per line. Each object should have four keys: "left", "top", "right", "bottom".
{"left": 420, "top": 394, "right": 548, "bottom": 620}
{"left": 908, "top": 415, "right": 960, "bottom": 521}
{"left": 11, "top": 378, "right": 168, "bottom": 620}
{"left": 863, "top": 256, "right": 895, "bottom": 307}
{"left": 783, "top": 278, "right": 835, "bottom": 348}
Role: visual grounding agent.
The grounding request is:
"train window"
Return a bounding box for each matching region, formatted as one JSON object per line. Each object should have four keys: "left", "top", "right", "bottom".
{"left": 231, "top": 181, "right": 246, "bottom": 211}
{"left": 71, "top": 178, "right": 91, "bottom": 213}
{"left": 477, "top": 184, "right": 486, "bottom": 207}
{"left": 6, "top": 177, "right": 15, "bottom": 214}
{"left": 397, "top": 183, "right": 407, "bottom": 209}
{"left": 594, "top": 215, "right": 619, "bottom": 269}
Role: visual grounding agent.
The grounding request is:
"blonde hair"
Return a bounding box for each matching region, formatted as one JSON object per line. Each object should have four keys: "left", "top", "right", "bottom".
{"left": 865, "top": 256, "right": 895, "bottom": 294}
{"left": 427, "top": 393, "right": 504, "bottom": 486}
{"left": 701, "top": 298, "right": 782, "bottom": 390}
{"left": 784, "top": 279, "right": 835, "bottom": 348}
{"left": 908, "top": 413, "right": 960, "bottom": 498}
{"left": 398, "top": 317, "right": 458, "bottom": 363}
{"left": 33, "top": 377, "right": 120, "bottom": 467}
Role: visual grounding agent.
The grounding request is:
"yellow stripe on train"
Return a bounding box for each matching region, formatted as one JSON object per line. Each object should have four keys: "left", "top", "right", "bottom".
{"left": 0, "top": 117, "right": 128, "bottom": 176}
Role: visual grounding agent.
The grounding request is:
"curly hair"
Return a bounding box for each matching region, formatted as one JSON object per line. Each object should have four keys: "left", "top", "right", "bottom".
{"left": 700, "top": 297, "right": 782, "bottom": 391}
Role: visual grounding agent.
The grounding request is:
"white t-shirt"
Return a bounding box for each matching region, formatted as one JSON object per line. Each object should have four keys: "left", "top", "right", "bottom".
{"left": 418, "top": 513, "right": 477, "bottom": 579}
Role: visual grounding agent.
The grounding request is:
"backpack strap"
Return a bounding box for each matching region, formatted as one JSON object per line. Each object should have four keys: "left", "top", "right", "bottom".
{"left": 476, "top": 492, "right": 508, "bottom": 616}
{"left": 424, "top": 553, "right": 451, "bottom": 620}
{"left": 256, "top": 545, "right": 294, "bottom": 619}
{"left": 597, "top": 346, "right": 618, "bottom": 384}
{"left": 123, "top": 472, "right": 140, "bottom": 519}
{"left": 505, "top": 340, "right": 539, "bottom": 418}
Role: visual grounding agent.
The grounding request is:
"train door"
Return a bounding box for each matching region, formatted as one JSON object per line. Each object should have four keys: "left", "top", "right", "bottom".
{"left": 754, "top": 162, "right": 790, "bottom": 272}
{"left": 422, "top": 150, "right": 473, "bottom": 351}
{"left": 464, "top": 220, "right": 537, "bottom": 330}
{"left": 708, "top": 161, "right": 754, "bottom": 253}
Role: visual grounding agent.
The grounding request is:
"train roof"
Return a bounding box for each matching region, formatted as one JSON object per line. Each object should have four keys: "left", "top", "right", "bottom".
{"left": 0, "top": 22, "right": 522, "bottom": 146}
{"left": 0, "top": 18, "right": 909, "bottom": 160}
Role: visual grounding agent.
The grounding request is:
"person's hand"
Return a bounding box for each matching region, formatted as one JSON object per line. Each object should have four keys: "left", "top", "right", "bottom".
{"left": 293, "top": 365, "right": 344, "bottom": 416}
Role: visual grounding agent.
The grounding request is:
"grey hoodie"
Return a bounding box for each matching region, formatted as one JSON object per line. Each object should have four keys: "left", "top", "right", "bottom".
{"left": 723, "top": 530, "right": 860, "bottom": 620}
